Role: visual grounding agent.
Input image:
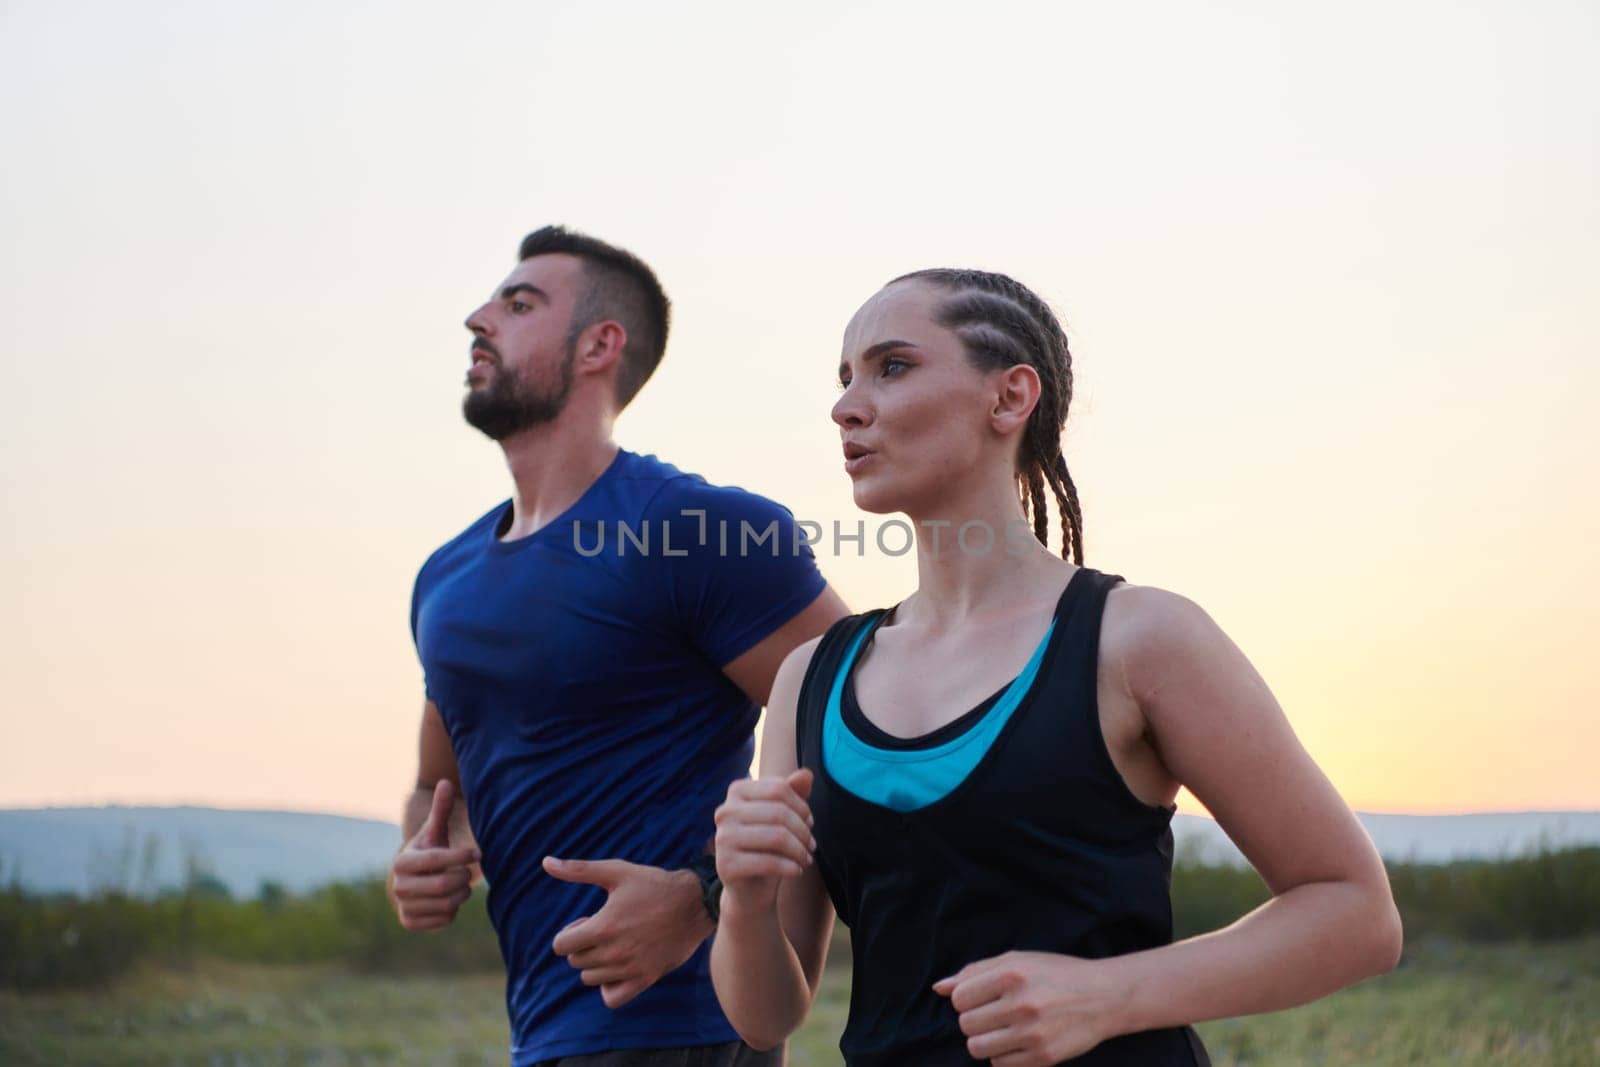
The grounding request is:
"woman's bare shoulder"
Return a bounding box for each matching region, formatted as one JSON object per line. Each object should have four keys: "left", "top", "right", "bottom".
{"left": 779, "top": 633, "right": 827, "bottom": 680}
{"left": 1100, "top": 580, "right": 1222, "bottom": 679}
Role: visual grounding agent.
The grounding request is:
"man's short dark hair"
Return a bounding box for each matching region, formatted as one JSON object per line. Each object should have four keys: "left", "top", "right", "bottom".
{"left": 518, "top": 225, "right": 671, "bottom": 410}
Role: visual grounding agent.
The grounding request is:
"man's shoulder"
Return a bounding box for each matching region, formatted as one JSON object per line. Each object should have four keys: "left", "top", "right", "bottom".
{"left": 414, "top": 501, "right": 509, "bottom": 583}
{"left": 631, "top": 455, "right": 801, "bottom": 528}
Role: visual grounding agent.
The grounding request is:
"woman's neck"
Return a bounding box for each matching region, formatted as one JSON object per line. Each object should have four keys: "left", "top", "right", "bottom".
{"left": 901, "top": 481, "right": 1073, "bottom": 633}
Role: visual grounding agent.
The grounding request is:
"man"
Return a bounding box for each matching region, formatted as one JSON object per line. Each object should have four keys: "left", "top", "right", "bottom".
{"left": 391, "top": 226, "right": 848, "bottom": 1066}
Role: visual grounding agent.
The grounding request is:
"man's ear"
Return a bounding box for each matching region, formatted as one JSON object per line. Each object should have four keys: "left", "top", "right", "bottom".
{"left": 991, "top": 363, "right": 1042, "bottom": 436}
{"left": 575, "top": 319, "right": 627, "bottom": 376}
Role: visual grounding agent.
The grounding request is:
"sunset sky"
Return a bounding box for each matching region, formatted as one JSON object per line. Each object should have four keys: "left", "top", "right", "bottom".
{"left": 3, "top": 1, "right": 1596, "bottom": 822}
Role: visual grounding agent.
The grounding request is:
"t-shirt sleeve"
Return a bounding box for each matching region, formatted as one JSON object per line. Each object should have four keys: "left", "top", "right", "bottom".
{"left": 647, "top": 477, "right": 828, "bottom": 668}
{"left": 409, "top": 551, "right": 442, "bottom": 701}
{"left": 409, "top": 564, "right": 426, "bottom": 649}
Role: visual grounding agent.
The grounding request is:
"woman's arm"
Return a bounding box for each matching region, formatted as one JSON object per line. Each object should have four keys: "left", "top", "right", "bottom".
{"left": 937, "top": 586, "right": 1402, "bottom": 1066}
{"left": 710, "top": 637, "right": 838, "bottom": 1050}
{"left": 1103, "top": 585, "right": 1403, "bottom": 1023}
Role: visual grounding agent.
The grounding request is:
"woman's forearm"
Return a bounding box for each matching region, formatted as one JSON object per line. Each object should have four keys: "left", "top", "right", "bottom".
{"left": 1108, "top": 877, "right": 1402, "bottom": 1037}
{"left": 710, "top": 896, "right": 816, "bottom": 1050}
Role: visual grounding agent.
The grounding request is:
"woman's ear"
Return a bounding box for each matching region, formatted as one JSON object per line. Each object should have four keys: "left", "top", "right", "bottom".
{"left": 991, "top": 363, "right": 1042, "bottom": 436}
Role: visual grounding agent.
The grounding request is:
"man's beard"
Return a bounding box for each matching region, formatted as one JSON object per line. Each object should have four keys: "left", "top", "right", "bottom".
{"left": 462, "top": 347, "right": 576, "bottom": 441}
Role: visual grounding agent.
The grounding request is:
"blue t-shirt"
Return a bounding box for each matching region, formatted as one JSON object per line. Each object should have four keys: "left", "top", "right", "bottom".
{"left": 410, "top": 449, "right": 827, "bottom": 1064}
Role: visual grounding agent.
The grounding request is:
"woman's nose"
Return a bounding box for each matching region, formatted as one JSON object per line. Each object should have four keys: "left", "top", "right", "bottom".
{"left": 831, "top": 384, "right": 870, "bottom": 429}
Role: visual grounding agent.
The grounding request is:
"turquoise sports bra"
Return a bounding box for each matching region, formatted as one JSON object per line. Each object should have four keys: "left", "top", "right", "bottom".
{"left": 821, "top": 612, "right": 1057, "bottom": 812}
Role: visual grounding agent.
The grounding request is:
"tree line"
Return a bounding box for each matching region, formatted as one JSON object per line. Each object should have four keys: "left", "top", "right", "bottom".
{"left": 3, "top": 846, "right": 1596, "bottom": 992}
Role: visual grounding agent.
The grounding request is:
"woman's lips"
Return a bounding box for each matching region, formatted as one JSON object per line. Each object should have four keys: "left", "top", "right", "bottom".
{"left": 843, "top": 444, "right": 876, "bottom": 475}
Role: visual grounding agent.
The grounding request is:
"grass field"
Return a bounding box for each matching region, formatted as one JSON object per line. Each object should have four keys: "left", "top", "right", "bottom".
{"left": 2, "top": 937, "right": 1596, "bottom": 1065}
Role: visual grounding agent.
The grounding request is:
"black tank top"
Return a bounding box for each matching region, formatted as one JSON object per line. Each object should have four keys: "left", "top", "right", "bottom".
{"left": 797, "top": 567, "right": 1210, "bottom": 1066}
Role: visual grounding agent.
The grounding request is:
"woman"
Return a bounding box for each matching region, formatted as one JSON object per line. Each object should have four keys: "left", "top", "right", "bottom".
{"left": 709, "top": 269, "right": 1402, "bottom": 1066}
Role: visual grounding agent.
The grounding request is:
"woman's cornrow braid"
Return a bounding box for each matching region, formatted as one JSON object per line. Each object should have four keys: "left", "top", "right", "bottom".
{"left": 990, "top": 279, "right": 1080, "bottom": 563}
{"left": 976, "top": 276, "right": 1084, "bottom": 563}
{"left": 1024, "top": 466, "right": 1049, "bottom": 547}
{"left": 993, "top": 275, "right": 1074, "bottom": 402}
{"left": 1051, "top": 452, "right": 1085, "bottom": 565}
{"left": 889, "top": 268, "right": 1087, "bottom": 561}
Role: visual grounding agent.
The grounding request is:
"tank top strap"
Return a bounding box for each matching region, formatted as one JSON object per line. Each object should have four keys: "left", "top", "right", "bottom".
{"left": 796, "top": 610, "right": 886, "bottom": 771}
{"left": 1047, "top": 567, "right": 1125, "bottom": 711}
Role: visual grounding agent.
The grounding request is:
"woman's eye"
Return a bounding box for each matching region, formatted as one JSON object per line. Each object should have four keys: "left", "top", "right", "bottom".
{"left": 881, "top": 358, "right": 908, "bottom": 376}
{"left": 836, "top": 377, "right": 851, "bottom": 392}
{"left": 510, "top": 301, "right": 530, "bottom": 313}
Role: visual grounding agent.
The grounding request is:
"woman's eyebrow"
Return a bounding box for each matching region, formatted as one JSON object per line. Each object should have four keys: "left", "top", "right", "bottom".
{"left": 840, "top": 339, "right": 920, "bottom": 378}
{"left": 864, "top": 339, "right": 917, "bottom": 360}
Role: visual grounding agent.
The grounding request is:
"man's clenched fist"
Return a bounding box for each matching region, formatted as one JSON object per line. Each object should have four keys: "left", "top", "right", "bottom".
{"left": 390, "top": 779, "right": 481, "bottom": 931}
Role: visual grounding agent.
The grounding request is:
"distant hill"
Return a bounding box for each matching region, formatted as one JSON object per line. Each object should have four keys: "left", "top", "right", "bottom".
{"left": 0, "top": 807, "right": 399, "bottom": 899}
{"left": 1175, "top": 810, "right": 1600, "bottom": 867}
{"left": 2, "top": 806, "right": 1597, "bottom": 898}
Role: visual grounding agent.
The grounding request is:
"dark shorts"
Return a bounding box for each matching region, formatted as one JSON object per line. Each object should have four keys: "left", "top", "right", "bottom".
{"left": 533, "top": 1041, "right": 783, "bottom": 1067}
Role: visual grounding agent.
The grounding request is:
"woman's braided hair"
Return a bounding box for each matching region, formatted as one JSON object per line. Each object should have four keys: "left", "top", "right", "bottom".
{"left": 889, "top": 268, "right": 1084, "bottom": 563}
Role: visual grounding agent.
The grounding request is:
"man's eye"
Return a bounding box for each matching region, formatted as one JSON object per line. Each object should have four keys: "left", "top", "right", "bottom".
{"left": 510, "top": 301, "right": 530, "bottom": 313}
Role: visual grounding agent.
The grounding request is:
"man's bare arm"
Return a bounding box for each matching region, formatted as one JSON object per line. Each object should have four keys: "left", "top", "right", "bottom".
{"left": 400, "top": 699, "right": 477, "bottom": 860}
{"left": 389, "top": 698, "right": 481, "bottom": 930}
{"left": 720, "top": 587, "right": 850, "bottom": 706}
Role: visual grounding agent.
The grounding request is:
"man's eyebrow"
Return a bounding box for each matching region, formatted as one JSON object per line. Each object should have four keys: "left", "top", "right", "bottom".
{"left": 839, "top": 339, "right": 919, "bottom": 379}
{"left": 499, "top": 283, "right": 549, "bottom": 303}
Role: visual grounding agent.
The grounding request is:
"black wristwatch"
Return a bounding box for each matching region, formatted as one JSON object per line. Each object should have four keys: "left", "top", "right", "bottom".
{"left": 687, "top": 854, "right": 722, "bottom": 924}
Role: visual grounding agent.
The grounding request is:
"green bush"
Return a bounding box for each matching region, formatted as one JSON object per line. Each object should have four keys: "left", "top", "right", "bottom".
{"left": 3, "top": 848, "right": 1596, "bottom": 992}
{"left": 0, "top": 885, "right": 151, "bottom": 989}
{"left": 1171, "top": 846, "right": 1600, "bottom": 945}
{"left": 0, "top": 872, "right": 501, "bottom": 990}
{"left": 1386, "top": 846, "right": 1600, "bottom": 942}
{"left": 1171, "top": 861, "right": 1270, "bottom": 939}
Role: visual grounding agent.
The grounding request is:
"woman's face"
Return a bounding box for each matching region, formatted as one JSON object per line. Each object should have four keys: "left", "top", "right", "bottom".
{"left": 832, "top": 280, "right": 1011, "bottom": 517}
